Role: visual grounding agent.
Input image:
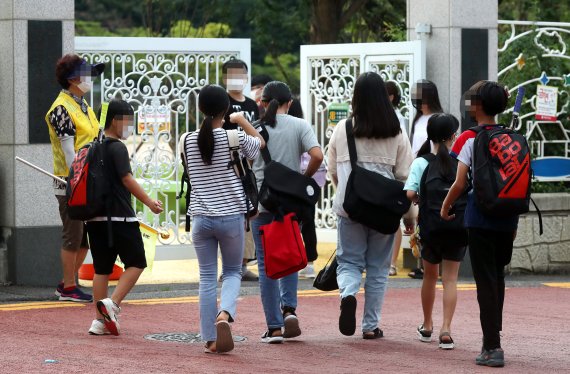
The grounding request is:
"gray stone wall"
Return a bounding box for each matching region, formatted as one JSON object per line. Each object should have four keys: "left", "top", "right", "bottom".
{"left": 509, "top": 193, "right": 570, "bottom": 274}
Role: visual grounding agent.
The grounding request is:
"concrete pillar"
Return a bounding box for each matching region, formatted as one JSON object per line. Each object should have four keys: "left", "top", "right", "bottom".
{"left": 0, "top": 0, "right": 75, "bottom": 285}
{"left": 407, "top": 0, "right": 498, "bottom": 129}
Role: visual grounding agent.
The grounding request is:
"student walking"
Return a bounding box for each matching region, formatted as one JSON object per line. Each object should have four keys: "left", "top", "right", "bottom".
{"left": 87, "top": 100, "right": 163, "bottom": 336}
{"left": 222, "top": 59, "right": 260, "bottom": 281}
{"left": 442, "top": 80, "right": 520, "bottom": 367}
{"left": 404, "top": 113, "right": 467, "bottom": 349}
{"left": 251, "top": 81, "right": 323, "bottom": 344}
{"left": 182, "top": 85, "right": 264, "bottom": 353}
{"left": 328, "top": 72, "right": 413, "bottom": 339}
{"left": 45, "top": 54, "right": 105, "bottom": 302}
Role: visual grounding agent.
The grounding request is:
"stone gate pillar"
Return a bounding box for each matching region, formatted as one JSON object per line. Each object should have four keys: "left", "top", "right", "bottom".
{"left": 407, "top": 0, "right": 498, "bottom": 129}
{"left": 0, "top": 0, "right": 75, "bottom": 285}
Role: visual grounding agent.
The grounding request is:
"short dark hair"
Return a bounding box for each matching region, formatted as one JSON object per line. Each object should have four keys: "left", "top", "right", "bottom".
{"left": 55, "top": 54, "right": 83, "bottom": 89}
{"left": 351, "top": 72, "right": 401, "bottom": 139}
{"left": 384, "top": 81, "right": 401, "bottom": 107}
{"left": 222, "top": 59, "right": 248, "bottom": 74}
{"left": 99, "top": 99, "right": 134, "bottom": 130}
{"left": 468, "top": 80, "right": 509, "bottom": 116}
{"left": 252, "top": 74, "right": 273, "bottom": 87}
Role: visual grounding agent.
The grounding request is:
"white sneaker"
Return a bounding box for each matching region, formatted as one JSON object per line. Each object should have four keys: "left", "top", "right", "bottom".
{"left": 299, "top": 263, "right": 316, "bottom": 279}
{"left": 88, "top": 319, "right": 111, "bottom": 335}
{"left": 96, "top": 298, "right": 121, "bottom": 336}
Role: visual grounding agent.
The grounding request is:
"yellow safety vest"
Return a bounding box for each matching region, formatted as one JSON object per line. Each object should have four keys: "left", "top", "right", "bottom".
{"left": 45, "top": 91, "right": 100, "bottom": 176}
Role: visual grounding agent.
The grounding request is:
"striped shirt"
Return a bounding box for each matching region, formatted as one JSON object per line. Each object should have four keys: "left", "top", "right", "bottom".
{"left": 182, "top": 128, "right": 261, "bottom": 216}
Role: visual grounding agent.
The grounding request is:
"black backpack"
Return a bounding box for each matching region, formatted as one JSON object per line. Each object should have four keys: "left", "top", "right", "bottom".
{"left": 178, "top": 132, "right": 192, "bottom": 232}
{"left": 470, "top": 125, "right": 532, "bottom": 216}
{"left": 66, "top": 135, "right": 112, "bottom": 221}
{"left": 418, "top": 153, "right": 467, "bottom": 248}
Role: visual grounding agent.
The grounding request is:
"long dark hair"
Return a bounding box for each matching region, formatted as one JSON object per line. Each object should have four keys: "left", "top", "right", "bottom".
{"left": 417, "top": 113, "right": 459, "bottom": 177}
{"left": 197, "top": 84, "right": 229, "bottom": 164}
{"left": 411, "top": 80, "right": 443, "bottom": 131}
{"left": 261, "top": 81, "right": 292, "bottom": 127}
{"left": 350, "top": 72, "right": 400, "bottom": 139}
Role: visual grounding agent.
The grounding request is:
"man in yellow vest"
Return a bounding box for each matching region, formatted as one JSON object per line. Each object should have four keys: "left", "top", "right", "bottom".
{"left": 45, "top": 54, "right": 104, "bottom": 302}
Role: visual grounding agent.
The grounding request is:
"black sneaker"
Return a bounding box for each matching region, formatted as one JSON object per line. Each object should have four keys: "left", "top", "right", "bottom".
{"left": 339, "top": 295, "right": 357, "bottom": 336}
{"left": 476, "top": 348, "right": 505, "bottom": 367}
{"left": 261, "top": 328, "right": 284, "bottom": 344}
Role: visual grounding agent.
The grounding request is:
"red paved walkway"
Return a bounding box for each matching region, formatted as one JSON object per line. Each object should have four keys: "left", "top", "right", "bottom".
{"left": 1, "top": 286, "right": 569, "bottom": 373}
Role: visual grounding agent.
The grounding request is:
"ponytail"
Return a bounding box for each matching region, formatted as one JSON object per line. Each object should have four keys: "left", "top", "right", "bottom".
{"left": 416, "top": 139, "right": 431, "bottom": 158}
{"left": 435, "top": 141, "right": 454, "bottom": 178}
{"left": 198, "top": 116, "right": 215, "bottom": 164}
{"left": 262, "top": 99, "right": 280, "bottom": 127}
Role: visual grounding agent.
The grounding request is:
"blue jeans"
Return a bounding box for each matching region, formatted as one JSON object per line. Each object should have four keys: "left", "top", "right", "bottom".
{"left": 336, "top": 215, "right": 394, "bottom": 332}
{"left": 192, "top": 214, "right": 245, "bottom": 341}
{"left": 252, "top": 212, "right": 298, "bottom": 330}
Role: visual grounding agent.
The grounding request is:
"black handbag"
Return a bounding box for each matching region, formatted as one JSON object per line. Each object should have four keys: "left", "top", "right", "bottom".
{"left": 258, "top": 124, "right": 320, "bottom": 221}
{"left": 313, "top": 251, "right": 338, "bottom": 291}
{"left": 342, "top": 119, "right": 411, "bottom": 234}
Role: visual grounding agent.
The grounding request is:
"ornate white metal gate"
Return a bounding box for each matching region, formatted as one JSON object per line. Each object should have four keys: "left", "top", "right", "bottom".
{"left": 300, "top": 41, "right": 425, "bottom": 229}
{"left": 75, "top": 36, "right": 251, "bottom": 244}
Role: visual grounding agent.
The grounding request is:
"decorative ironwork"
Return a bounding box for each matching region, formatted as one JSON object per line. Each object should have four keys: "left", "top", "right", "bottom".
{"left": 76, "top": 37, "right": 250, "bottom": 244}
{"left": 498, "top": 21, "right": 570, "bottom": 181}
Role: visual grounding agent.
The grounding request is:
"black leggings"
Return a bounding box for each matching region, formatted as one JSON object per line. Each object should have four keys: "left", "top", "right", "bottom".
{"left": 468, "top": 228, "right": 514, "bottom": 350}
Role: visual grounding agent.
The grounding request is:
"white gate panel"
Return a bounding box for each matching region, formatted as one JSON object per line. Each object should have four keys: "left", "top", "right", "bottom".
{"left": 300, "top": 41, "right": 425, "bottom": 229}
{"left": 75, "top": 37, "right": 251, "bottom": 244}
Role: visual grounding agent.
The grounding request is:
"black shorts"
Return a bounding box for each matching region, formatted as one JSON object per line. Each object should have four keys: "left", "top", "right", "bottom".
{"left": 420, "top": 242, "right": 467, "bottom": 264}
{"left": 86, "top": 221, "right": 147, "bottom": 275}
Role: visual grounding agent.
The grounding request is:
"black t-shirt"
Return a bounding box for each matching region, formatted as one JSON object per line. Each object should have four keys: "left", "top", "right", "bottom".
{"left": 222, "top": 94, "right": 259, "bottom": 130}
{"left": 104, "top": 138, "right": 136, "bottom": 218}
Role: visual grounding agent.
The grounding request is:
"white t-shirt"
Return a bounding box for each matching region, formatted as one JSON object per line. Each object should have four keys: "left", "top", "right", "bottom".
{"left": 181, "top": 128, "right": 261, "bottom": 216}
{"left": 411, "top": 114, "right": 433, "bottom": 156}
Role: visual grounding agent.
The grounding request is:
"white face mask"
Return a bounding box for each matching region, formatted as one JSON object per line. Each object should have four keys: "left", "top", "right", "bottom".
{"left": 77, "top": 76, "right": 93, "bottom": 94}
{"left": 227, "top": 78, "right": 245, "bottom": 91}
{"left": 121, "top": 125, "right": 134, "bottom": 139}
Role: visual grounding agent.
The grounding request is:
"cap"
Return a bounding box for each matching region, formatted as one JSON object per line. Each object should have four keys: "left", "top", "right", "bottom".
{"left": 66, "top": 59, "right": 105, "bottom": 79}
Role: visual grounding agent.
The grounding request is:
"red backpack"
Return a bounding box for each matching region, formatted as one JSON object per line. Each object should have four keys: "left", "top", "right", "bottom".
{"left": 66, "top": 137, "right": 112, "bottom": 221}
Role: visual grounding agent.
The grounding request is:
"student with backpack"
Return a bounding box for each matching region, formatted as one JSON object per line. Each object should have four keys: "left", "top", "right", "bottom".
{"left": 181, "top": 84, "right": 264, "bottom": 353}
{"left": 328, "top": 72, "right": 413, "bottom": 339}
{"left": 441, "top": 80, "right": 528, "bottom": 367}
{"left": 222, "top": 59, "right": 260, "bottom": 281}
{"left": 251, "top": 81, "right": 323, "bottom": 344}
{"left": 86, "top": 100, "right": 163, "bottom": 336}
{"left": 404, "top": 113, "right": 467, "bottom": 350}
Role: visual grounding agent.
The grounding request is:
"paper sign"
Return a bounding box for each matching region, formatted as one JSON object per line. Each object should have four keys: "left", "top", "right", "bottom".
{"left": 535, "top": 85, "right": 558, "bottom": 122}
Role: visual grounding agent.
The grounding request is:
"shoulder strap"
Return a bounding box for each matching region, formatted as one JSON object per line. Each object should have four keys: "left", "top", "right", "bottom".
{"left": 226, "top": 130, "right": 247, "bottom": 178}
{"left": 420, "top": 153, "right": 436, "bottom": 163}
{"left": 257, "top": 123, "right": 272, "bottom": 164}
{"left": 345, "top": 118, "right": 357, "bottom": 168}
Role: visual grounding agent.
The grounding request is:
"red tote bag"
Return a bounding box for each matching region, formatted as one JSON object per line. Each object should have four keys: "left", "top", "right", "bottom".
{"left": 259, "top": 213, "right": 307, "bottom": 280}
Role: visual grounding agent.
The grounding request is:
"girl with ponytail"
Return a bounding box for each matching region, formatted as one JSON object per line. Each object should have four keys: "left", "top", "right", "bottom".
{"left": 404, "top": 113, "right": 465, "bottom": 350}
{"left": 181, "top": 84, "right": 265, "bottom": 354}
{"left": 251, "top": 81, "right": 324, "bottom": 344}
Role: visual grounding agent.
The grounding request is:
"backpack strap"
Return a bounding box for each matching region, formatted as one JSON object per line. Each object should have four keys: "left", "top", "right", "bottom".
{"left": 530, "top": 197, "right": 544, "bottom": 235}
{"left": 177, "top": 132, "right": 192, "bottom": 232}
{"left": 420, "top": 153, "right": 436, "bottom": 163}
{"left": 257, "top": 123, "right": 272, "bottom": 164}
{"left": 345, "top": 118, "right": 358, "bottom": 168}
{"left": 226, "top": 130, "right": 246, "bottom": 178}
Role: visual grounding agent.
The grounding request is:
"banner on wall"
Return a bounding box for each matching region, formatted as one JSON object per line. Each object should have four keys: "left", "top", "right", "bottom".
{"left": 535, "top": 85, "right": 558, "bottom": 121}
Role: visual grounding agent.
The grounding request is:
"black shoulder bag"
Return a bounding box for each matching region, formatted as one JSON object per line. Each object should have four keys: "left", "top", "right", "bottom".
{"left": 342, "top": 118, "right": 411, "bottom": 234}
{"left": 257, "top": 124, "right": 320, "bottom": 222}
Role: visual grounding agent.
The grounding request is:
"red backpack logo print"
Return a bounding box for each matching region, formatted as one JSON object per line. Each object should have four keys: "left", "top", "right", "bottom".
{"left": 68, "top": 147, "right": 90, "bottom": 207}
{"left": 471, "top": 125, "right": 531, "bottom": 216}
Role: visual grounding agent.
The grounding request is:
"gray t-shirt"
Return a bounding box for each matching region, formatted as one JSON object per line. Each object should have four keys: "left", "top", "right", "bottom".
{"left": 253, "top": 114, "right": 321, "bottom": 209}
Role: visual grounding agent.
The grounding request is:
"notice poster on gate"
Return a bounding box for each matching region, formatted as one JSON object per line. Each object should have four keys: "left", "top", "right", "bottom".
{"left": 535, "top": 85, "right": 558, "bottom": 122}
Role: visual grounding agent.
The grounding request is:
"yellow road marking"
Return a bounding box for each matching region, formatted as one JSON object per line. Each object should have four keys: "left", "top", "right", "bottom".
{"left": 543, "top": 282, "right": 570, "bottom": 288}
{"left": 0, "top": 301, "right": 85, "bottom": 311}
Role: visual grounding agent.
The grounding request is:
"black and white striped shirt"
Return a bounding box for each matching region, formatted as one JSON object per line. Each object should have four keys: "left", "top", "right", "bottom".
{"left": 182, "top": 128, "right": 261, "bottom": 216}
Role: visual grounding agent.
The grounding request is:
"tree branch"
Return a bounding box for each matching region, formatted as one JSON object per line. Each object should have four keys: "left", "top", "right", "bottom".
{"left": 339, "top": 0, "right": 367, "bottom": 28}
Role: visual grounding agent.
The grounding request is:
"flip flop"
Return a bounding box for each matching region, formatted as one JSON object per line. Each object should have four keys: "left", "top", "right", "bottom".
{"left": 215, "top": 320, "right": 234, "bottom": 353}
{"left": 439, "top": 332, "right": 455, "bottom": 350}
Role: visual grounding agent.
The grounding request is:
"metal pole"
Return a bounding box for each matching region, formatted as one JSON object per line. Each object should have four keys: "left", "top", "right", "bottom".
{"left": 15, "top": 156, "right": 68, "bottom": 185}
